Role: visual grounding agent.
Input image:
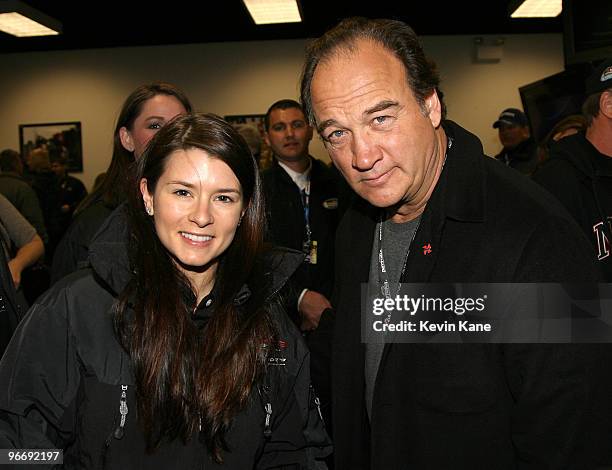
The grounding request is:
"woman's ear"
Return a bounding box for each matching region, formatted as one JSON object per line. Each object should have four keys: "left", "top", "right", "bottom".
{"left": 140, "top": 178, "right": 154, "bottom": 215}
{"left": 119, "top": 127, "right": 135, "bottom": 152}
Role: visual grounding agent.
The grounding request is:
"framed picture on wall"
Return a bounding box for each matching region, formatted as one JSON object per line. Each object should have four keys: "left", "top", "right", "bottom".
{"left": 224, "top": 114, "right": 273, "bottom": 170}
{"left": 19, "top": 121, "right": 83, "bottom": 172}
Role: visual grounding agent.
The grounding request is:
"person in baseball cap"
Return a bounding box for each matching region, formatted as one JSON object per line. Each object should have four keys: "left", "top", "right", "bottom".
{"left": 492, "top": 108, "right": 529, "bottom": 129}
{"left": 534, "top": 57, "right": 612, "bottom": 282}
{"left": 492, "top": 107, "right": 537, "bottom": 175}
{"left": 585, "top": 57, "right": 612, "bottom": 96}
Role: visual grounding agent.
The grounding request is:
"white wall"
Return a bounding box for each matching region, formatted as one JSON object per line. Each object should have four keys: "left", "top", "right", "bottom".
{"left": 0, "top": 34, "right": 564, "bottom": 190}
{"left": 422, "top": 34, "right": 564, "bottom": 156}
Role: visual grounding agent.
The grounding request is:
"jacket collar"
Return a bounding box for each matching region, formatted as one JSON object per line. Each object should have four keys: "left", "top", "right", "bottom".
{"left": 271, "top": 156, "right": 335, "bottom": 185}
{"left": 403, "top": 121, "right": 487, "bottom": 282}
{"left": 88, "top": 205, "right": 132, "bottom": 295}
{"left": 548, "top": 132, "right": 612, "bottom": 178}
{"left": 440, "top": 120, "right": 486, "bottom": 223}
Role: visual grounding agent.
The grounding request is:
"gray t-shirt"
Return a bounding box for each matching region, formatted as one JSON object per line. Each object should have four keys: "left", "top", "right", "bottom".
{"left": 364, "top": 216, "right": 420, "bottom": 420}
{"left": 0, "top": 193, "right": 37, "bottom": 260}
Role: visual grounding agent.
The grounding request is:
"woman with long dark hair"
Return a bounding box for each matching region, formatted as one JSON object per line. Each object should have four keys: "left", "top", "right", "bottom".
{"left": 0, "top": 113, "right": 330, "bottom": 468}
{"left": 51, "top": 82, "right": 192, "bottom": 284}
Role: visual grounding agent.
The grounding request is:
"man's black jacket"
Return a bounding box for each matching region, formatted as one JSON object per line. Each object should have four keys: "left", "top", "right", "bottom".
{"left": 330, "top": 121, "right": 608, "bottom": 469}
{"left": 261, "top": 157, "right": 341, "bottom": 303}
{"left": 534, "top": 132, "right": 612, "bottom": 281}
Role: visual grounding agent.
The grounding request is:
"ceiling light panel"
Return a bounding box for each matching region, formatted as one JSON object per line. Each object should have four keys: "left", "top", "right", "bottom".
{"left": 0, "top": 12, "right": 58, "bottom": 36}
{"left": 0, "top": 1, "right": 62, "bottom": 37}
{"left": 511, "top": 0, "right": 562, "bottom": 18}
{"left": 243, "top": 0, "right": 302, "bottom": 25}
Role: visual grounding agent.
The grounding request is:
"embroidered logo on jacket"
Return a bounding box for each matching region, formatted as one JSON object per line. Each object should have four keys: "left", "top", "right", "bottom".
{"left": 266, "top": 339, "right": 288, "bottom": 366}
{"left": 593, "top": 218, "right": 611, "bottom": 260}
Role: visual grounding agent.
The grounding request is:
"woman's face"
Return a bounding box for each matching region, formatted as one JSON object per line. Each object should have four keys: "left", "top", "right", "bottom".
{"left": 120, "top": 94, "right": 187, "bottom": 158}
{"left": 140, "top": 148, "right": 245, "bottom": 283}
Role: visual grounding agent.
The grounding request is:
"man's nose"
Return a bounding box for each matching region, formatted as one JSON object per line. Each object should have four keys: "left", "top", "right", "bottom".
{"left": 351, "top": 132, "right": 382, "bottom": 171}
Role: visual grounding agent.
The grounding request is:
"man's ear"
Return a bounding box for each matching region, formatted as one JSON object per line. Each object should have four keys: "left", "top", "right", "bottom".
{"left": 119, "top": 127, "right": 135, "bottom": 152}
{"left": 263, "top": 132, "right": 271, "bottom": 147}
{"left": 424, "top": 90, "right": 442, "bottom": 128}
{"left": 521, "top": 126, "right": 531, "bottom": 139}
{"left": 600, "top": 90, "right": 612, "bottom": 119}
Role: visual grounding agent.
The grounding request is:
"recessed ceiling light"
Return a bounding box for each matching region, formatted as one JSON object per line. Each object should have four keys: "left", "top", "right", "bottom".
{"left": 0, "top": 0, "right": 62, "bottom": 37}
{"left": 511, "top": 0, "right": 562, "bottom": 18}
{"left": 242, "top": 0, "right": 302, "bottom": 25}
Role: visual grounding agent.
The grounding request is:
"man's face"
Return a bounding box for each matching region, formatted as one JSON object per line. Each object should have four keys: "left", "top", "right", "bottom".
{"left": 265, "top": 107, "right": 313, "bottom": 164}
{"left": 310, "top": 39, "right": 441, "bottom": 209}
{"left": 498, "top": 124, "right": 529, "bottom": 150}
{"left": 51, "top": 161, "right": 65, "bottom": 178}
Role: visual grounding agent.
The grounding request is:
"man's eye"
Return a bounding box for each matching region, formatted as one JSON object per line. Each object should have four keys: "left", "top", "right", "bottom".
{"left": 216, "top": 195, "right": 234, "bottom": 203}
{"left": 327, "top": 130, "right": 345, "bottom": 142}
{"left": 148, "top": 122, "right": 162, "bottom": 130}
{"left": 174, "top": 189, "right": 190, "bottom": 197}
{"left": 373, "top": 116, "right": 389, "bottom": 125}
{"left": 293, "top": 121, "right": 306, "bottom": 129}
{"left": 272, "top": 124, "right": 285, "bottom": 132}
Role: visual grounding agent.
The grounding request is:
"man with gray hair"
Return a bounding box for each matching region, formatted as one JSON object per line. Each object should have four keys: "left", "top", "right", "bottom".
{"left": 301, "top": 17, "right": 607, "bottom": 469}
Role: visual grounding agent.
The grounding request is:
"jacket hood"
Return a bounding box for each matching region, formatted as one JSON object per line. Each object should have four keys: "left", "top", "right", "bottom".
{"left": 547, "top": 133, "right": 596, "bottom": 178}
{"left": 88, "top": 205, "right": 132, "bottom": 295}
{"left": 88, "top": 204, "right": 304, "bottom": 300}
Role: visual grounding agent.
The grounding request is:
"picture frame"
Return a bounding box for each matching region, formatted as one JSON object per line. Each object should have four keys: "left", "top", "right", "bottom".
{"left": 19, "top": 121, "right": 83, "bottom": 172}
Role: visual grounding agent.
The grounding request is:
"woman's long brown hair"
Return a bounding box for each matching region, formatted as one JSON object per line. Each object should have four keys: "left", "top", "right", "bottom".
{"left": 113, "top": 113, "right": 273, "bottom": 461}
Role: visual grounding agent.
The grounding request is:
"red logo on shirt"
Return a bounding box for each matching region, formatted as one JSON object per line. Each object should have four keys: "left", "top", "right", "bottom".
{"left": 423, "top": 243, "right": 432, "bottom": 255}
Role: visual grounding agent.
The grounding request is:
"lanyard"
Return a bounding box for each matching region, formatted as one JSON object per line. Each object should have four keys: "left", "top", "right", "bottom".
{"left": 377, "top": 136, "right": 453, "bottom": 325}
{"left": 377, "top": 216, "right": 421, "bottom": 326}
{"left": 300, "top": 181, "right": 311, "bottom": 243}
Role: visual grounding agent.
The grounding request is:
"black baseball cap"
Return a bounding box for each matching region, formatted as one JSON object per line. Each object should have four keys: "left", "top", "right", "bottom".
{"left": 585, "top": 58, "right": 612, "bottom": 95}
{"left": 492, "top": 108, "right": 528, "bottom": 129}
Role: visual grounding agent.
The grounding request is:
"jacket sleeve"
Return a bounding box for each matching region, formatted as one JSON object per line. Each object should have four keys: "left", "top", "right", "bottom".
{"left": 257, "top": 329, "right": 332, "bottom": 469}
{"left": 504, "top": 217, "right": 608, "bottom": 468}
{"left": 13, "top": 186, "right": 49, "bottom": 245}
{"left": 0, "top": 195, "right": 37, "bottom": 250}
{"left": 0, "top": 296, "right": 80, "bottom": 453}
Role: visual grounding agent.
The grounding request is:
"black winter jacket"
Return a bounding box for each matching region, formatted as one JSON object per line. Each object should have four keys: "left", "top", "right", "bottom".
{"left": 330, "top": 121, "right": 608, "bottom": 470}
{"left": 533, "top": 132, "right": 612, "bottom": 281}
{"left": 493, "top": 137, "right": 538, "bottom": 176}
{"left": 0, "top": 208, "right": 331, "bottom": 469}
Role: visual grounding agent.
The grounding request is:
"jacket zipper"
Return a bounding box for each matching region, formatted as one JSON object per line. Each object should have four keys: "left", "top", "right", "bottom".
{"left": 101, "top": 384, "right": 129, "bottom": 468}
{"left": 263, "top": 402, "right": 273, "bottom": 438}
{"left": 310, "top": 384, "right": 325, "bottom": 425}
{"left": 113, "top": 385, "right": 129, "bottom": 439}
{"left": 258, "top": 382, "right": 273, "bottom": 439}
